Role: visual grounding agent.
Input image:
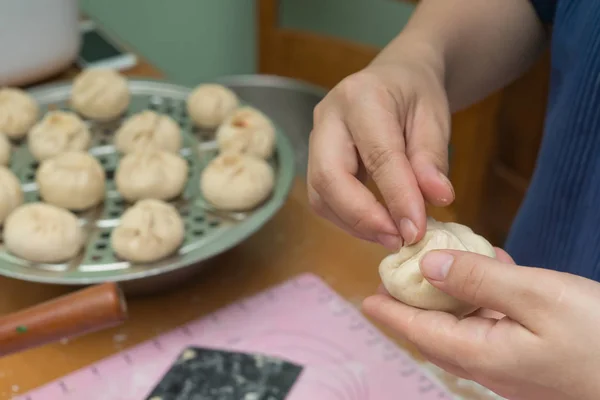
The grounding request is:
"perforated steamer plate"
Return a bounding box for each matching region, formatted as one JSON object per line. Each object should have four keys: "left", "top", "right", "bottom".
{"left": 0, "top": 80, "right": 295, "bottom": 286}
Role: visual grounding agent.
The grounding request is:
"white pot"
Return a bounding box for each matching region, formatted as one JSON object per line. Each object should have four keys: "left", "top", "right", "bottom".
{"left": 0, "top": 0, "right": 80, "bottom": 86}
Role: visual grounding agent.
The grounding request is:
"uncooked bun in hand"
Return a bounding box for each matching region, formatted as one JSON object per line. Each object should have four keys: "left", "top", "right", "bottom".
{"left": 0, "top": 88, "right": 39, "bottom": 139}
{"left": 201, "top": 152, "right": 275, "bottom": 211}
{"left": 115, "top": 149, "right": 188, "bottom": 202}
{"left": 215, "top": 106, "right": 276, "bottom": 159}
{"left": 28, "top": 111, "right": 91, "bottom": 161}
{"left": 111, "top": 199, "right": 184, "bottom": 263}
{"left": 3, "top": 203, "right": 83, "bottom": 263}
{"left": 0, "top": 133, "right": 11, "bottom": 166}
{"left": 186, "top": 84, "right": 239, "bottom": 129}
{"left": 36, "top": 151, "right": 106, "bottom": 211}
{"left": 379, "top": 218, "right": 496, "bottom": 316}
{"left": 115, "top": 110, "right": 181, "bottom": 154}
{"left": 0, "top": 166, "right": 23, "bottom": 225}
{"left": 70, "top": 68, "right": 130, "bottom": 121}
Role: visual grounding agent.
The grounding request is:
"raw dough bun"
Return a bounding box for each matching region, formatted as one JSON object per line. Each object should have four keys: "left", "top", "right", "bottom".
{"left": 115, "top": 110, "right": 181, "bottom": 154}
{"left": 186, "top": 84, "right": 239, "bottom": 128}
{"left": 36, "top": 151, "right": 106, "bottom": 211}
{"left": 70, "top": 68, "right": 130, "bottom": 121}
{"left": 215, "top": 106, "right": 276, "bottom": 159}
{"left": 0, "top": 133, "right": 11, "bottom": 166}
{"left": 0, "top": 166, "right": 24, "bottom": 225}
{"left": 201, "top": 152, "right": 275, "bottom": 211}
{"left": 379, "top": 218, "right": 496, "bottom": 316}
{"left": 111, "top": 199, "right": 184, "bottom": 263}
{"left": 115, "top": 150, "right": 188, "bottom": 202}
{"left": 3, "top": 202, "right": 83, "bottom": 263}
{"left": 28, "top": 111, "right": 91, "bottom": 161}
{"left": 0, "top": 88, "right": 39, "bottom": 139}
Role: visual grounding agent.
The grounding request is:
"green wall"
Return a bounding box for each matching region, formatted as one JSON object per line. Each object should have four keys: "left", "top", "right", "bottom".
{"left": 80, "top": 0, "right": 414, "bottom": 85}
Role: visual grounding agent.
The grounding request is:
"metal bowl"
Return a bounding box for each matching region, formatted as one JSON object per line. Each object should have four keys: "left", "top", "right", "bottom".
{"left": 0, "top": 79, "right": 295, "bottom": 294}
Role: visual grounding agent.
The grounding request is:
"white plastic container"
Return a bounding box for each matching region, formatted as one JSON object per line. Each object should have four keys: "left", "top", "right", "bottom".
{"left": 0, "top": 0, "right": 80, "bottom": 86}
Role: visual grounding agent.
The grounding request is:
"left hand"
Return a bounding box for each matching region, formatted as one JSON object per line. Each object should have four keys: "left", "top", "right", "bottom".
{"left": 363, "top": 248, "right": 600, "bottom": 400}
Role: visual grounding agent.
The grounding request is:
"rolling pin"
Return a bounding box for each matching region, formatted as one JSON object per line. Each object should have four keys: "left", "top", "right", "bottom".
{"left": 0, "top": 282, "right": 127, "bottom": 357}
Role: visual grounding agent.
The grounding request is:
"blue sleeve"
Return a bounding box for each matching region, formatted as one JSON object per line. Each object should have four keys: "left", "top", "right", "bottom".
{"left": 529, "top": 0, "right": 557, "bottom": 24}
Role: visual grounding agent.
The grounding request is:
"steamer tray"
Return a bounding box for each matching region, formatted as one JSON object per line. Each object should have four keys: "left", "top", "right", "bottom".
{"left": 0, "top": 79, "right": 295, "bottom": 288}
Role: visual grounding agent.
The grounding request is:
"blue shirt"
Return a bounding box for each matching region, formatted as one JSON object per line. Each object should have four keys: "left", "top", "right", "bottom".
{"left": 505, "top": 1, "right": 600, "bottom": 280}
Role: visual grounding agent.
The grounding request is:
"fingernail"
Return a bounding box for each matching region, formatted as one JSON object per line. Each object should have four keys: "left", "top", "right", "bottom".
{"left": 438, "top": 171, "right": 455, "bottom": 200}
{"left": 377, "top": 233, "right": 402, "bottom": 250}
{"left": 400, "top": 218, "right": 418, "bottom": 245}
{"left": 421, "top": 251, "right": 454, "bottom": 281}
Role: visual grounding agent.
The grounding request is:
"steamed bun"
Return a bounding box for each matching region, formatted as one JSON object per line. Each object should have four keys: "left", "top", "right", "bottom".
{"left": 379, "top": 218, "right": 496, "bottom": 316}
{"left": 115, "top": 150, "right": 188, "bottom": 202}
{"left": 28, "top": 111, "right": 91, "bottom": 161}
{"left": 0, "top": 166, "right": 24, "bottom": 224}
{"left": 115, "top": 110, "right": 181, "bottom": 154}
{"left": 0, "top": 133, "right": 11, "bottom": 166}
{"left": 215, "top": 106, "right": 276, "bottom": 159}
{"left": 36, "top": 151, "right": 106, "bottom": 211}
{"left": 111, "top": 199, "right": 184, "bottom": 263}
{"left": 71, "top": 68, "right": 130, "bottom": 121}
{"left": 0, "top": 88, "right": 39, "bottom": 139}
{"left": 3, "top": 203, "right": 83, "bottom": 263}
{"left": 201, "top": 152, "right": 274, "bottom": 211}
{"left": 186, "top": 84, "right": 239, "bottom": 128}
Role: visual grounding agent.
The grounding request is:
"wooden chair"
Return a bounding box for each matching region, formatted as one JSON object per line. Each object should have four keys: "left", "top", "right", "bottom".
{"left": 257, "top": 0, "right": 550, "bottom": 245}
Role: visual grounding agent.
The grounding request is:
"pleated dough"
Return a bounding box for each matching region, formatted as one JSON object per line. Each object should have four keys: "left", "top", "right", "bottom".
{"left": 36, "top": 151, "right": 106, "bottom": 211}
{"left": 3, "top": 202, "right": 83, "bottom": 263}
{"left": 0, "top": 87, "right": 39, "bottom": 139}
{"left": 186, "top": 84, "right": 239, "bottom": 129}
{"left": 111, "top": 199, "right": 184, "bottom": 263}
{"left": 115, "top": 110, "right": 181, "bottom": 154}
{"left": 201, "top": 152, "right": 275, "bottom": 211}
{"left": 379, "top": 218, "right": 496, "bottom": 316}
{"left": 70, "top": 68, "right": 130, "bottom": 121}
{"left": 0, "top": 166, "right": 24, "bottom": 225}
{"left": 28, "top": 111, "right": 91, "bottom": 161}
{"left": 215, "top": 106, "right": 276, "bottom": 159}
{"left": 0, "top": 133, "right": 11, "bottom": 166}
{"left": 115, "top": 149, "right": 188, "bottom": 202}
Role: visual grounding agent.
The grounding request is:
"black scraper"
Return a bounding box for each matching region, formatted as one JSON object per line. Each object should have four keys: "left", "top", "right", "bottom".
{"left": 144, "top": 346, "right": 303, "bottom": 400}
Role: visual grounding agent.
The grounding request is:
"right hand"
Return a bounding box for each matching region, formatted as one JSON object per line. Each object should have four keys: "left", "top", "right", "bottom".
{"left": 307, "top": 47, "right": 453, "bottom": 249}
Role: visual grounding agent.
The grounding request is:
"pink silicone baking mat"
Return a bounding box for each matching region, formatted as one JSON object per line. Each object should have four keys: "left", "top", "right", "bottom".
{"left": 17, "top": 273, "right": 454, "bottom": 399}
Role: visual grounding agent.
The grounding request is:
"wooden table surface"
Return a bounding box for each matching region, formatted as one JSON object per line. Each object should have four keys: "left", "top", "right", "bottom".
{"left": 0, "top": 58, "right": 493, "bottom": 400}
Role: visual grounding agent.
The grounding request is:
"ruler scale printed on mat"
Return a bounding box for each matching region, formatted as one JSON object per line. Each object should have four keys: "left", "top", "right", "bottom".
{"left": 17, "top": 274, "right": 456, "bottom": 400}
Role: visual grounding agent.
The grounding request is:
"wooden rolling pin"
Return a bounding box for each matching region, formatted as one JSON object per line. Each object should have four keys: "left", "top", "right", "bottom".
{"left": 0, "top": 282, "right": 127, "bottom": 357}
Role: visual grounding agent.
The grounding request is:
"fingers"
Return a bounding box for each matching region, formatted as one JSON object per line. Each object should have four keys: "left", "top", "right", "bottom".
{"left": 419, "top": 250, "right": 566, "bottom": 331}
{"left": 469, "top": 308, "right": 505, "bottom": 320}
{"left": 308, "top": 187, "right": 400, "bottom": 248}
{"left": 405, "top": 97, "right": 454, "bottom": 207}
{"left": 494, "top": 247, "right": 515, "bottom": 264}
{"left": 308, "top": 109, "right": 402, "bottom": 249}
{"left": 341, "top": 76, "right": 426, "bottom": 244}
{"left": 420, "top": 353, "right": 472, "bottom": 381}
{"left": 363, "top": 294, "right": 495, "bottom": 366}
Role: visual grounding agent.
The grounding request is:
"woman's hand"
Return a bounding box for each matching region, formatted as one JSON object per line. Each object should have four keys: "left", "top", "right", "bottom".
{"left": 307, "top": 44, "right": 453, "bottom": 249}
{"left": 363, "top": 249, "right": 600, "bottom": 400}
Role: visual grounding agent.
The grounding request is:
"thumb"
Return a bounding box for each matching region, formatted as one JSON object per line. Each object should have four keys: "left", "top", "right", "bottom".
{"left": 406, "top": 97, "right": 454, "bottom": 207}
{"left": 419, "top": 250, "right": 564, "bottom": 331}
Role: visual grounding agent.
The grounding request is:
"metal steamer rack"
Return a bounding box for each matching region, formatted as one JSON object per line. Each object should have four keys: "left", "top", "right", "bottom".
{"left": 0, "top": 80, "right": 295, "bottom": 290}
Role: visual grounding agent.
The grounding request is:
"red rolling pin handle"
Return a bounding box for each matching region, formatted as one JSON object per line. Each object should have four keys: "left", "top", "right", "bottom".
{"left": 0, "top": 282, "right": 128, "bottom": 357}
